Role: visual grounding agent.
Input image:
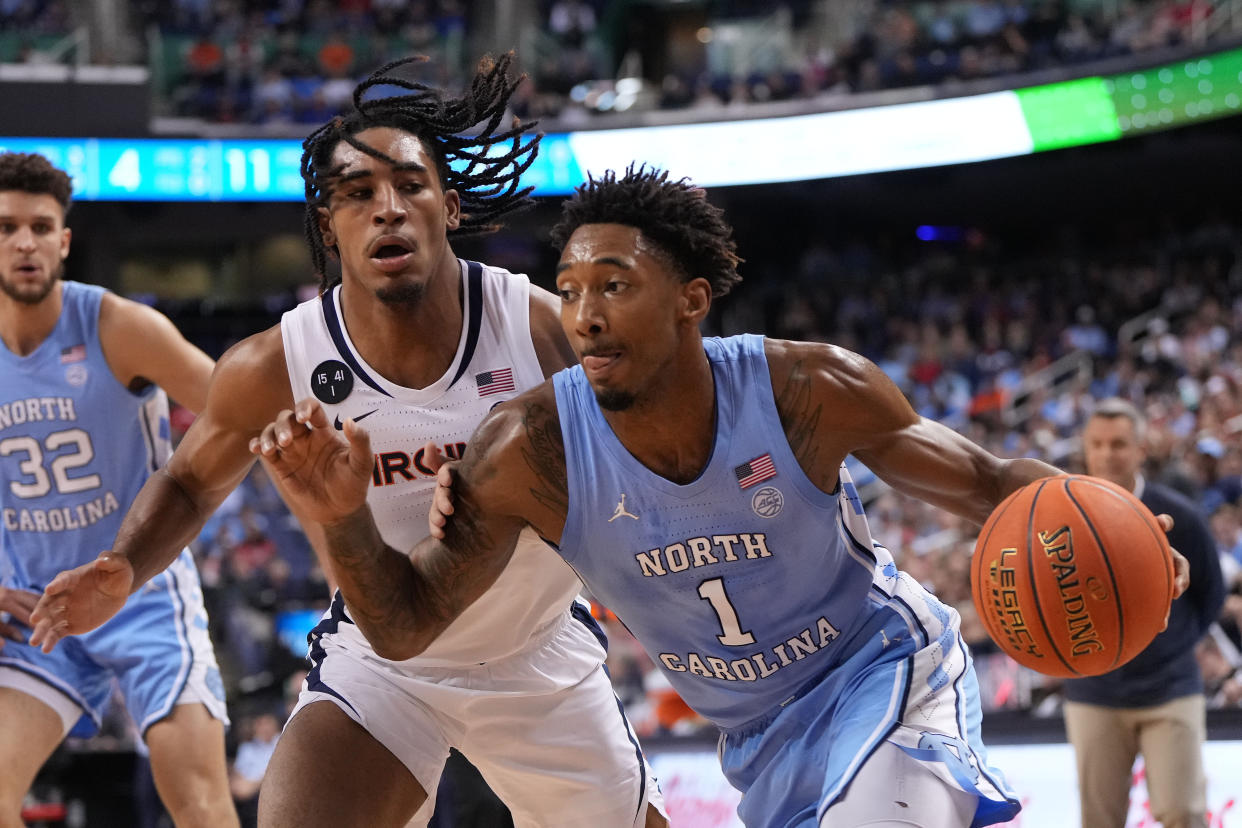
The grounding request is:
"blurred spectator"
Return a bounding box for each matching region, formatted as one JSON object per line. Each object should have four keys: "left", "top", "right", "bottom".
{"left": 315, "top": 33, "right": 355, "bottom": 77}
{"left": 252, "top": 66, "right": 296, "bottom": 124}
{"left": 548, "top": 0, "right": 596, "bottom": 49}
{"left": 230, "top": 712, "right": 282, "bottom": 827}
{"left": 177, "top": 34, "right": 227, "bottom": 117}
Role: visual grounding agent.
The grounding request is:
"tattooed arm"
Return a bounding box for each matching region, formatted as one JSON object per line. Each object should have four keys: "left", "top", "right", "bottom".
{"left": 764, "top": 339, "right": 1061, "bottom": 525}
{"left": 257, "top": 384, "right": 570, "bottom": 660}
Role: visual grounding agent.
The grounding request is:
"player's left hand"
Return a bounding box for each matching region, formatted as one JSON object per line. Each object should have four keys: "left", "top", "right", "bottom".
{"left": 0, "top": 585, "right": 39, "bottom": 650}
{"left": 1155, "top": 512, "right": 1190, "bottom": 631}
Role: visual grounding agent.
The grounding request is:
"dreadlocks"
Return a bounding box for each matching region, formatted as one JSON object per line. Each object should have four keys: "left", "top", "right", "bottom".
{"left": 0, "top": 152, "right": 73, "bottom": 213}
{"left": 550, "top": 164, "right": 742, "bottom": 298}
{"left": 300, "top": 53, "right": 539, "bottom": 291}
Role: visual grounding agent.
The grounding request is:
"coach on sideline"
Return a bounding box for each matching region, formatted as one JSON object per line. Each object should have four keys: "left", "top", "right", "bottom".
{"left": 1065, "top": 397, "right": 1225, "bottom": 828}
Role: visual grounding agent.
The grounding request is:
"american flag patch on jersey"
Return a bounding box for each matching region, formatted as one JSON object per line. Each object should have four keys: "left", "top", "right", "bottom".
{"left": 734, "top": 453, "right": 776, "bottom": 489}
{"left": 476, "top": 368, "right": 515, "bottom": 397}
{"left": 60, "top": 344, "right": 86, "bottom": 363}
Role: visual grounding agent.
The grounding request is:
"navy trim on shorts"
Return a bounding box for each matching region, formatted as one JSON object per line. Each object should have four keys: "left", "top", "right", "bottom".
{"left": 449, "top": 260, "right": 485, "bottom": 388}
{"left": 321, "top": 288, "right": 392, "bottom": 397}
{"left": 305, "top": 592, "right": 360, "bottom": 716}
{"left": 571, "top": 603, "right": 650, "bottom": 823}
{"left": 570, "top": 600, "right": 609, "bottom": 651}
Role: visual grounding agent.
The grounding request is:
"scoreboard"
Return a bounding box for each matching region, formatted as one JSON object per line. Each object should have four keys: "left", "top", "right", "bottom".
{"left": 0, "top": 134, "right": 582, "bottom": 201}
{"left": 3, "top": 46, "right": 1240, "bottom": 202}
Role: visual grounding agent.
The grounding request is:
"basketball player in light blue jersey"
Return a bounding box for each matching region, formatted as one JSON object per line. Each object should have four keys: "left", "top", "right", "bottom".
{"left": 30, "top": 58, "right": 667, "bottom": 828}
{"left": 248, "top": 164, "right": 1193, "bottom": 827}
{"left": 0, "top": 152, "right": 236, "bottom": 828}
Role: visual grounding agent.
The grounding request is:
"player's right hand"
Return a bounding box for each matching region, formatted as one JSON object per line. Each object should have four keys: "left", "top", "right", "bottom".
{"left": 0, "top": 585, "right": 39, "bottom": 650}
{"left": 250, "top": 398, "right": 373, "bottom": 525}
{"left": 28, "top": 554, "right": 134, "bottom": 653}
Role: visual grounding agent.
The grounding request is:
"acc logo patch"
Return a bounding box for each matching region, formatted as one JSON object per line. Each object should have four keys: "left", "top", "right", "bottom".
{"left": 311, "top": 359, "right": 353, "bottom": 404}
{"left": 751, "top": 486, "right": 783, "bottom": 518}
{"left": 64, "top": 364, "right": 88, "bottom": 386}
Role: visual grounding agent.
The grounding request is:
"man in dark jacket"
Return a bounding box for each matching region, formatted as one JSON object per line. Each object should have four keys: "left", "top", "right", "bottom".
{"left": 1065, "top": 398, "right": 1225, "bottom": 828}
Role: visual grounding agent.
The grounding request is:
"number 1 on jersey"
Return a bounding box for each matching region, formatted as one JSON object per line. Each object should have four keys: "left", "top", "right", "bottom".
{"left": 698, "top": 577, "right": 756, "bottom": 646}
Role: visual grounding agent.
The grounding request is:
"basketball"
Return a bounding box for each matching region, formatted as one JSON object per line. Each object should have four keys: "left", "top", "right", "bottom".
{"left": 971, "top": 475, "right": 1176, "bottom": 678}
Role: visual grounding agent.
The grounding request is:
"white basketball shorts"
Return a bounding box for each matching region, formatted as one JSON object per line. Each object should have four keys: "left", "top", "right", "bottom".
{"left": 288, "top": 597, "right": 665, "bottom": 827}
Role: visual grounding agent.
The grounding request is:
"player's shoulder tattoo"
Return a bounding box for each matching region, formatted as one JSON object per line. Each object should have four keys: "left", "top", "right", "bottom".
{"left": 772, "top": 356, "right": 823, "bottom": 473}
{"left": 517, "top": 399, "right": 568, "bottom": 514}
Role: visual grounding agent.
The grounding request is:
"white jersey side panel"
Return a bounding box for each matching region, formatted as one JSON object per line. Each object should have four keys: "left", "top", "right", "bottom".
{"left": 281, "top": 260, "right": 584, "bottom": 667}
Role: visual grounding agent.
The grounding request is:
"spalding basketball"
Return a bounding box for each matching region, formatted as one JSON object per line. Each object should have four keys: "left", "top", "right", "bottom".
{"left": 971, "top": 475, "right": 1175, "bottom": 678}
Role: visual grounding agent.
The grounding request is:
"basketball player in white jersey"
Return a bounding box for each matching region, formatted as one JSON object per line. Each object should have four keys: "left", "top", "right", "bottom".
{"left": 30, "top": 56, "right": 666, "bottom": 827}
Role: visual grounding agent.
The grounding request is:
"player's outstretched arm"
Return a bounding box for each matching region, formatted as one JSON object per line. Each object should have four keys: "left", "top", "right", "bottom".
{"left": 250, "top": 396, "right": 426, "bottom": 658}
{"left": 765, "top": 338, "right": 1062, "bottom": 524}
{"left": 30, "top": 328, "right": 290, "bottom": 652}
{"left": 306, "top": 389, "right": 564, "bottom": 660}
{"left": 764, "top": 339, "right": 1192, "bottom": 596}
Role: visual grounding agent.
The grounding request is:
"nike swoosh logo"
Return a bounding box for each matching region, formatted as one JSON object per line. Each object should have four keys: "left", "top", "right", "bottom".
{"left": 333, "top": 408, "right": 380, "bottom": 430}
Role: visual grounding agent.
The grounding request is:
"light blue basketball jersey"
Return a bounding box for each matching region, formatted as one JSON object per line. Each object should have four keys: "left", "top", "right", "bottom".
{"left": 555, "top": 334, "right": 1020, "bottom": 825}
{"left": 0, "top": 281, "right": 225, "bottom": 739}
{"left": 555, "top": 334, "right": 887, "bottom": 728}
{"left": 0, "top": 281, "right": 171, "bottom": 591}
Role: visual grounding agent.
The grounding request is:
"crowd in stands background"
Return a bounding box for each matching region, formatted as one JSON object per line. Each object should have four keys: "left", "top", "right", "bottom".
{"left": 0, "top": 0, "right": 1228, "bottom": 122}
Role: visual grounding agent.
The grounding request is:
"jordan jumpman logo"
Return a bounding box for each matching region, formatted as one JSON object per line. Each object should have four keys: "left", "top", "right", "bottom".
{"left": 609, "top": 493, "right": 639, "bottom": 522}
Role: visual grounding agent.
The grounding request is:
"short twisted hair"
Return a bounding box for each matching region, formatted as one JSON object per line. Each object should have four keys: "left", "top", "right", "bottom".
{"left": 0, "top": 152, "right": 72, "bottom": 213}
{"left": 550, "top": 164, "right": 742, "bottom": 297}
{"left": 300, "top": 53, "right": 540, "bottom": 291}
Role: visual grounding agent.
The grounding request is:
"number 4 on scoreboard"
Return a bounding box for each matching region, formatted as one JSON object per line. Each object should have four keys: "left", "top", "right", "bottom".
{"left": 107, "top": 148, "right": 141, "bottom": 192}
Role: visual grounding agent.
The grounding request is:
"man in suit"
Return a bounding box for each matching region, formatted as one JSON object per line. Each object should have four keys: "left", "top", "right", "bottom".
{"left": 1066, "top": 397, "right": 1225, "bottom": 828}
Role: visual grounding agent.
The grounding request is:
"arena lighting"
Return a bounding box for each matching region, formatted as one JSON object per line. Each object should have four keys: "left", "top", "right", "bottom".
{"left": 3, "top": 47, "right": 1240, "bottom": 201}
{"left": 916, "top": 225, "right": 966, "bottom": 242}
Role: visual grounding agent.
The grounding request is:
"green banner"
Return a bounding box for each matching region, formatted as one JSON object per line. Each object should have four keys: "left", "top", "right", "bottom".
{"left": 1016, "top": 77, "right": 1121, "bottom": 152}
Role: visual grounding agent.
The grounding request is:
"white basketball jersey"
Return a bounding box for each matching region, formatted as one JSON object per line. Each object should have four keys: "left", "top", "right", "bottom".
{"left": 281, "top": 259, "right": 584, "bottom": 667}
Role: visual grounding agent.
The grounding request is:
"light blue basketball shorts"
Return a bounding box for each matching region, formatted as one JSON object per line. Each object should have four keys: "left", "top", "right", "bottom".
{"left": 717, "top": 584, "right": 1020, "bottom": 827}
{"left": 0, "top": 550, "right": 227, "bottom": 738}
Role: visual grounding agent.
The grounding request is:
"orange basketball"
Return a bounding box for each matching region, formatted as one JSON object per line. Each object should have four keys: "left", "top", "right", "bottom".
{"left": 970, "top": 474, "right": 1175, "bottom": 678}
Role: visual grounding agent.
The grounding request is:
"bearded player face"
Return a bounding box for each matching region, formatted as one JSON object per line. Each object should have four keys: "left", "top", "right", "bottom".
{"left": 0, "top": 190, "right": 70, "bottom": 306}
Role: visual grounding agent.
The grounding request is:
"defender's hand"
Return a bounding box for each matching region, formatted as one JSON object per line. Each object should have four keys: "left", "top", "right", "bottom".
{"left": 250, "top": 398, "right": 373, "bottom": 525}
{"left": 427, "top": 445, "right": 457, "bottom": 540}
{"left": 0, "top": 585, "right": 39, "bottom": 650}
{"left": 29, "top": 555, "right": 134, "bottom": 653}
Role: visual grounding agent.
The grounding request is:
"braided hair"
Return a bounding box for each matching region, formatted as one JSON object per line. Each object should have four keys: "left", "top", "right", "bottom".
{"left": 300, "top": 53, "right": 539, "bottom": 291}
{"left": 550, "top": 164, "right": 742, "bottom": 298}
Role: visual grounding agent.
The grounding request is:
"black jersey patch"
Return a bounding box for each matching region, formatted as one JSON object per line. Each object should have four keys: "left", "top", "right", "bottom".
{"left": 311, "top": 359, "right": 354, "bottom": 404}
